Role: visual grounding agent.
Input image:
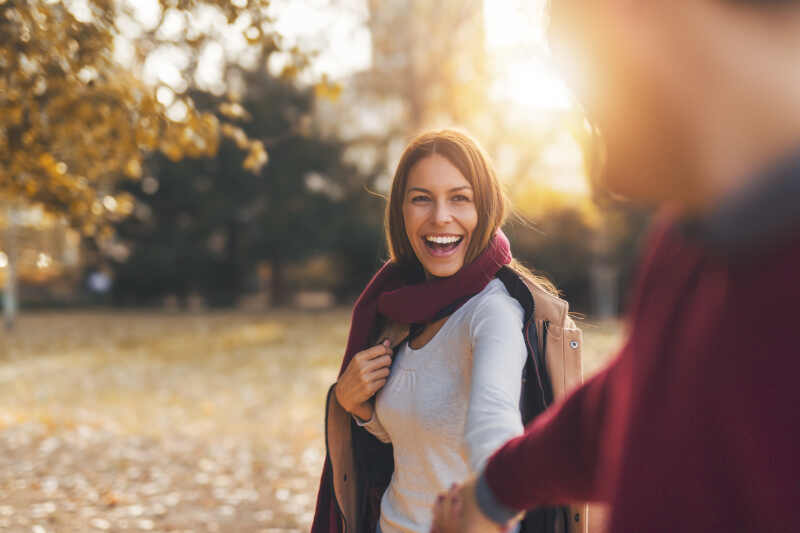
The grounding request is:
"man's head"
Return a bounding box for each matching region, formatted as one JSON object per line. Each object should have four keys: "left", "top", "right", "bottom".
{"left": 547, "top": 0, "right": 800, "bottom": 212}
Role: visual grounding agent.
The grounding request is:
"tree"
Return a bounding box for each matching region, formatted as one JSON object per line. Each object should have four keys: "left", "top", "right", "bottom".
{"left": 111, "top": 65, "right": 382, "bottom": 307}
{"left": 363, "top": 0, "right": 488, "bottom": 131}
{"left": 0, "top": 1, "right": 290, "bottom": 229}
{"left": 312, "top": 0, "right": 490, "bottom": 193}
{"left": 0, "top": 0, "right": 311, "bottom": 323}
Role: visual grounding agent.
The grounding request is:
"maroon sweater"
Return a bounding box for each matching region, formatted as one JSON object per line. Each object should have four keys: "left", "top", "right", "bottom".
{"left": 479, "top": 160, "right": 800, "bottom": 532}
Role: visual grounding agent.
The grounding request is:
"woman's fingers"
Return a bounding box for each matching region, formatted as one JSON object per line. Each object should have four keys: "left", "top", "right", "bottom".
{"left": 367, "top": 366, "right": 391, "bottom": 381}
{"left": 336, "top": 341, "right": 394, "bottom": 410}
{"left": 431, "top": 491, "right": 446, "bottom": 533}
{"left": 368, "top": 378, "right": 387, "bottom": 393}
{"left": 447, "top": 484, "right": 460, "bottom": 519}
{"left": 364, "top": 354, "right": 392, "bottom": 373}
{"left": 431, "top": 485, "right": 462, "bottom": 533}
{"left": 357, "top": 341, "right": 392, "bottom": 362}
{"left": 357, "top": 374, "right": 388, "bottom": 397}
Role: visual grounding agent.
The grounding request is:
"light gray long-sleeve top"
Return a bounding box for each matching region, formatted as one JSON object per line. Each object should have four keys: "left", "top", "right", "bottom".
{"left": 357, "top": 278, "right": 527, "bottom": 533}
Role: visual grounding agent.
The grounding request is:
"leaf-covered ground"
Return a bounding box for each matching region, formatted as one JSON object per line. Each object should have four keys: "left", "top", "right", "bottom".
{"left": 0, "top": 310, "right": 621, "bottom": 532}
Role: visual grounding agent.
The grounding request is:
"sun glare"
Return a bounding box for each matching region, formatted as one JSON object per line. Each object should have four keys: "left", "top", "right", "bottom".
{"left": 484, "top": 0, "right": 574, "bottom": 112}
{"left": 484, "top": 0, "right": 588, "bottom": 197}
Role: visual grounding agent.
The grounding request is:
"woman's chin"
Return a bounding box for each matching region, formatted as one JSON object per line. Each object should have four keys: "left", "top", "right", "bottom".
{"left": 421, "top": 259, "right": 465, "bottom": 279}
{"left": 416, "top": 239, "right": 468, "bottom": 277}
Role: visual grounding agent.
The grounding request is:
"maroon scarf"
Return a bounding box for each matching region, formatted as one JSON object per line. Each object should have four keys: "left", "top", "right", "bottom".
{"left": 311, "top": 231, "right": 512, "bottom": 533}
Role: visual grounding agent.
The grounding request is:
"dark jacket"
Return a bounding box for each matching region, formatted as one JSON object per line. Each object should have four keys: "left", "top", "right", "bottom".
{"left": 319, "top": 266, "right": 588, "bottom": 533}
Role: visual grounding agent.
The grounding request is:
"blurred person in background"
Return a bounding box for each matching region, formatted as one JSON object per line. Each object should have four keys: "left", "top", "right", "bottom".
{"left": 311, "top": 129, "right": 586, "bottom": 533}
{"left": 431, "top": 0, "right": 800, "bottom": 532}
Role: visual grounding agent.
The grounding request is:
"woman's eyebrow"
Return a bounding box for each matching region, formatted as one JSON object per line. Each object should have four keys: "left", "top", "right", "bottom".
{"left": 406, "top": 186, "right": 472, "bottom": 194}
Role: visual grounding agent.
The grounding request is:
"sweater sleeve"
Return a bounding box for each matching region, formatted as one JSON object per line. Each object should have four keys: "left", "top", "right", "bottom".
{"left": 475, "top": 352, "right": 619, "bottom": 523}
{"left": 353, "top": 411, "right": 391, "bottom": 443}
{"left": 465, "top": 292, "right": 528, "bottom": 473}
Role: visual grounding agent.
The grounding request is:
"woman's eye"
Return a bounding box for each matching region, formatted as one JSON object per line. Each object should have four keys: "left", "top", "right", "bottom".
{"left": 452, "top": 195, "right": 471, "bottom": 202}
{"left": 411, "top": 195, "right": 431, "bottom": 203}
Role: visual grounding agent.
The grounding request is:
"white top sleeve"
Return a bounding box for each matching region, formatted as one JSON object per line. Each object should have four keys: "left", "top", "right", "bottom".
{"left": 465, "top": 293, "right": 527, "bottom": 472}
{"left": 354, "top": 411, "right": 392, "bottom": 443}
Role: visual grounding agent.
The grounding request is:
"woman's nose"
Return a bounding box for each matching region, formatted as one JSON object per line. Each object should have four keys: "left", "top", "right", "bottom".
{"left": 433, "top": 201, "right": 453, "bottom": 224}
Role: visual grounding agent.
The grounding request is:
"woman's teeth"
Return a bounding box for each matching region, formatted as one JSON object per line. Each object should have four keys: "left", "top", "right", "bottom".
{"left": 426, "top": 235, "right": 462, "bottom": 245}
{"left": 424, "top": 235, "right": 463, "bottom": 255}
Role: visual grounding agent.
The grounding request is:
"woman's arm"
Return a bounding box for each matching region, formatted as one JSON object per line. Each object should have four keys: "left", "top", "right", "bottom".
{"left": 470, "top": 354, "right": 618, "bottom": 528}
{"left": 431, "top": 357, "right": 618, "bottom": 533}
{"left": 465, "top": 293, "right": 528, "bottom": 472}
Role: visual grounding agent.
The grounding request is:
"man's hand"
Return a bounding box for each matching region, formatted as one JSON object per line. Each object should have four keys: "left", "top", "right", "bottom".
{"left": 430, "top": 476, "right": 515, "bottom": 533}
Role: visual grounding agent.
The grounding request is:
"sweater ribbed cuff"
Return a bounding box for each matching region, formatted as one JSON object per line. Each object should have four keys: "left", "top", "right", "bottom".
{"left": 352, "top": 412, "right": 373, "bottom": 426}
{"left": 475, "top": 469, "right": 520, "bottom": 525}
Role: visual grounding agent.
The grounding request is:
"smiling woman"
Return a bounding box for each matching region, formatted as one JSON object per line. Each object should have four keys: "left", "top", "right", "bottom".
{"left": 312, "top": 129, "right": 584, "bottom": 533}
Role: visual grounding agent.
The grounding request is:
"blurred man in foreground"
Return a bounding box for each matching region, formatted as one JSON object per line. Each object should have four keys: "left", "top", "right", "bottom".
{"left": 432, "top": 1, "right": 800, "bottom": 532}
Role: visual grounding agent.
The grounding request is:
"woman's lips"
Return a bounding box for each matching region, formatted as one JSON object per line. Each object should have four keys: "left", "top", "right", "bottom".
{"left": 422, "top": 236, "right": 464, "bottom": 257}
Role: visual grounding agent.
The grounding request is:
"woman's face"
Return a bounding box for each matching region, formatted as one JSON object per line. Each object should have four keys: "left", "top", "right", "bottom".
{"left": 402, "top": 154, "right": 478, "bottom": 278}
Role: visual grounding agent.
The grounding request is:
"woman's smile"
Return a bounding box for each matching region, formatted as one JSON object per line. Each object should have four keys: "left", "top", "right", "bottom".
{"left": 422, "top": 233, "right": 465, "bottom": 257}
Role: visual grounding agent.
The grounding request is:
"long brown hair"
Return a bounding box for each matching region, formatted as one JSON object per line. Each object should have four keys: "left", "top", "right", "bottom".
{"left": 385, "top": 128, "right": 557, "bottom": 295}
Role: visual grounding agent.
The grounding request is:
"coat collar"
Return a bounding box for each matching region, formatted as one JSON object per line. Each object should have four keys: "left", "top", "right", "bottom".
{"left": 680, "top": 148, "right": 800, "bottom": 256}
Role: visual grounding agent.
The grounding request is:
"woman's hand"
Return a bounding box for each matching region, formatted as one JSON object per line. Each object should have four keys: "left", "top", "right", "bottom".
{"left": 431, "top": 477, "right": 514, "bottom": 533}
{"left": 334, "top": 339, "right": 393, "bottom": 421}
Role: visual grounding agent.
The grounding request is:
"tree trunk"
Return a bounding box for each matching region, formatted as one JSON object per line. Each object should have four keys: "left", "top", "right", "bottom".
{"left": 270, "top": 257, "right": 288, "bottom": 307}
{"left": 590, "top": 261, "right": 617, "bottom": 320}
{"left": 590, "top": 221, "right": 618, "bottom": 320}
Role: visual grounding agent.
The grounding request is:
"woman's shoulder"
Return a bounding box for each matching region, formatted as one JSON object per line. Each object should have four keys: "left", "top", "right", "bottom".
{"left": 523, "top": 279, "right": 571, "bottom": 327}
{"left": 464, "top": 280, "right": 527, "bottom": 356}
{"left": 499, "top": 268, "right": 572, "bottom": 328}
{"left": 466, "top": 279, "right": 525, "bottom": 326}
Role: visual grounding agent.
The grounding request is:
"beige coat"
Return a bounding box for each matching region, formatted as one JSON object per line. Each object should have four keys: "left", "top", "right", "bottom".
{"left": 324, "top": 274, "right": 588, "bottom": 533}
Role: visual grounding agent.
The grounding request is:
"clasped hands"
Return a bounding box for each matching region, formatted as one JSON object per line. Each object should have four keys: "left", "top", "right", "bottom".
{"left": 429, "top": 475, "right": 518, "bottom": 533}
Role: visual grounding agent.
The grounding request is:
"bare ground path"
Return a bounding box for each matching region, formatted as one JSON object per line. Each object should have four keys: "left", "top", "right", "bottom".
{"left": 0, "top": 310, "right": 621, "bottom": 533}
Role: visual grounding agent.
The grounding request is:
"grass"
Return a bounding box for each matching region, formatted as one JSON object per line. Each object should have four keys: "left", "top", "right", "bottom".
{"left": 0, "top": 309, "right": 622, "bottom": 532}
{"left": 0, "top": 310, "right": 346, "bottom": 441}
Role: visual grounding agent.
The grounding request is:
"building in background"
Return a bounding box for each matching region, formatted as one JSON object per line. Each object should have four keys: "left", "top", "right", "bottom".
{"left": 1, "top": 203, "right": 83, "bottom": 325}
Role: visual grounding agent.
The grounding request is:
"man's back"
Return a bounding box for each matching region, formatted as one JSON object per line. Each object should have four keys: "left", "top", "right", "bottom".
{"left": 603, "top": 209, "right": 800, "bottom": 531}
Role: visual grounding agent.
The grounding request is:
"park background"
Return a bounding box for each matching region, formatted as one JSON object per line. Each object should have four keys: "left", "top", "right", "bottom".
{"left": 0, "top": 1, "right": 647, "bottom": 531}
